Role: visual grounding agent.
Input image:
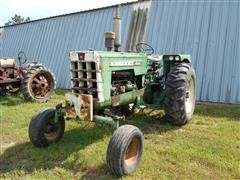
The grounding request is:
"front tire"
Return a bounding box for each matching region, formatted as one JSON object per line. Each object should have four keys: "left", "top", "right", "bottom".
{"left": 106, "top": 125, "right": 143, "bottom": 177}
{"left": 29, "top": 108, "right": 65, "bottom": 147}
{"left": 164, "top": 63, "right": 196, "bottom": 125}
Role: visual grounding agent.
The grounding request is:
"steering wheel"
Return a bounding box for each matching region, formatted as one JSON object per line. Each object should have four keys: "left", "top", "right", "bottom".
{"left": 18, "top": 51, "right": 27, "bottom": 66}
{"left": 136, "top": 43, "right": 154, "bottom": 55}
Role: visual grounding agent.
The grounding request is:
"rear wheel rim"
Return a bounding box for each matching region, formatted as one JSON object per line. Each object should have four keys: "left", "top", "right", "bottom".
{"left": 30, "top": 72, "right": 53, "bottom": 99}
{"left": 125, "top": 137, "right": 140, "bottom": 166}
{"left": 185, "top": 77, "right": 195, "bottom": 115}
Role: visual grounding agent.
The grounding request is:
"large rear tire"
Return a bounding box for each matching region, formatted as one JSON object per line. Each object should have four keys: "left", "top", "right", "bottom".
{"left": 164, "top": 63, "right": 196, "bottom": 125}
{"left": 106, "top": 125, "right": 143, "bottom": 177}
{"left": 21, "top": 66, "right": 56, "bottom": 103}
{"left": 29, "top": 108, "right": 65, "bottom": 147}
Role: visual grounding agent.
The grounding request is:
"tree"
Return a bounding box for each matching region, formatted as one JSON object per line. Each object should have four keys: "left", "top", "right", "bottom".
{"left": 5, "top": 14, "right": 31, "bottom": 26}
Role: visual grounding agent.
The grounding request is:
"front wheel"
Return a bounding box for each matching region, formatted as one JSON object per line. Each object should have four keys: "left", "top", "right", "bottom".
{"left": 106, "top": 125, "right": 143, "bottom": 177}
{"left": 29, "top": 108, "right": 65, "bottom": 147}
{"left": 164, "top": 63, "right": 196, "bottom": 125}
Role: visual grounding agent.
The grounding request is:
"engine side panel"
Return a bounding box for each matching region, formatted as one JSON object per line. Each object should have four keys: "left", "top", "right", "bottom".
{"left": 69, "top": 51, "right": 148, "bottom": 105}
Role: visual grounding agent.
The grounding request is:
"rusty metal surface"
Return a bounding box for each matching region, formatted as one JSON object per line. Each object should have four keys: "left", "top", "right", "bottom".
{"left": 0, "top": 68, "right": 18, "bottom": 81}
{"left": 0, "top": 78, "right": 20, "bottom": 83}
{"left": 112, "top": 95, "right": 120, "bottom": 107}
{"left": 65, "top": 100, "right": 76, "bottom": 119}
{"left": 0, "top": 57, "right": 54, "bottom": 98}
{"left": 0, "top": 60, "right": 21, "bottom": 93}
{"left": 65, "top": 92, "right": 93, "bottom": 121}
{"left": 29, "top": 72, "right": 52, "bottom": 98}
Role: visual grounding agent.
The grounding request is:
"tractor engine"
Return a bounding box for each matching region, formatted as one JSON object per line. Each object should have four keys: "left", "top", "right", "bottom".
{"left": 65, "top": 50, "right": 148, "bottom": 121}
{"left": 0, "top": 58, "right": 21, "bottom": 93}
{"left": 0, "top": 59, "right": 18, "bottom": 80}
{"left": 111, "top": 70, "right": 136, "bottom": 96}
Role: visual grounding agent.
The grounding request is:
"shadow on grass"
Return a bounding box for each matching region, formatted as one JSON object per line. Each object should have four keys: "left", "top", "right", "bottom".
{"left": 0, "top": 123, "right": 113, "bottom": 176}
{"left": 0, "top": 93, "right": 24, "bottom": 106}
{"left": 194, "top": 102, "right": 240, "bottom": 121}
{"left": 0, "top": 112, "right": 178, "bottom": 178}
{"left": 81, "top": 164, "right": 115, "bottom": 180}
{"left": 123, "top": 108, "right": 181, "bottom": 133}
{"left": 0, "top": 89, "right": 68, "bottom": 107}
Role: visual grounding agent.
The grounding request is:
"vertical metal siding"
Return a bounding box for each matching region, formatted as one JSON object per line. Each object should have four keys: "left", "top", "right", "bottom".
{"left": 0, "top": 4, "right": 133, "bottom": 89}
{"left": 145, "top": 0, "right": 240, "bottom": 103}
{"left": 0, "top": 0, "right": 239, "bottom": 104}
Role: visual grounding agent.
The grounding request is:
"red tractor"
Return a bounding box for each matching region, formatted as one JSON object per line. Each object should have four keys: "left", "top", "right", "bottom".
{"left": 0, "top": 52, "right": 56, "bottom": 102}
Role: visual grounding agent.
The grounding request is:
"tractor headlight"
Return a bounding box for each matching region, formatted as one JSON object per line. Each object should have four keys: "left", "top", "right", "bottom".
{"left": 175, "top": 56, "right": 180, "bottom": 61}
{"left": 169, "top": 56, "right": 174, "bottom": 61}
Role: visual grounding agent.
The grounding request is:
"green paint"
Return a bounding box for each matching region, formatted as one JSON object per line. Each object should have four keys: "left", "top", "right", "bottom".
{"left": 94, "top": 115, "right": 117, "bottom": 128}
{"left": 54, "top": 104, "right": 66, "bottom": 127}
{"left": 67, "top": 51, "right": 192, "bottom": 120}
{"left": 136, "top": 96, "right": 146, "bottom": 109}
{"left": 97, "top": 51, "right": 148, "bottom": 102}
{"left": 94, "top": 88, "right": 145, "bottom": 111}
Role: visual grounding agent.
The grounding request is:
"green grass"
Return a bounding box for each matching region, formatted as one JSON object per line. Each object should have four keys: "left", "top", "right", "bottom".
{"left": 0, "top": 90, "right": 240, "bottom": 179}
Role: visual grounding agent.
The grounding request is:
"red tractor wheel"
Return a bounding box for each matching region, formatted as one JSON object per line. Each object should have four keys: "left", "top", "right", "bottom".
{"left": 21, "top": 66, "right": 56, "bottom": 102}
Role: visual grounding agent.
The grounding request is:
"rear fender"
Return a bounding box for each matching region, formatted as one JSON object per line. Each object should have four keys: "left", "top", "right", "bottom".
{"left": 163, "top": 54, "right": 192, "bottom": 77}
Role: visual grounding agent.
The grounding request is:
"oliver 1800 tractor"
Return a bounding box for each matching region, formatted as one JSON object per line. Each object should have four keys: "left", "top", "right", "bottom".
{"left": 0, "top": 52, "right": 56, "bottom": 102}
{"left": 28, "top": 6, "right": 196, "bottom": 177}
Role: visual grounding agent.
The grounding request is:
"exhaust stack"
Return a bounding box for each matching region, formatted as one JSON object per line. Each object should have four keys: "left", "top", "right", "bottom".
{"left": 113, "top": 5, "right": 121, "bottom": 52}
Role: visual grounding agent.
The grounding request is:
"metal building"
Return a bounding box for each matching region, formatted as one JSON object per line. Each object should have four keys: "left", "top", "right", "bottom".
{"left": 0, "top": 0, "right": 239, "bottom": 103}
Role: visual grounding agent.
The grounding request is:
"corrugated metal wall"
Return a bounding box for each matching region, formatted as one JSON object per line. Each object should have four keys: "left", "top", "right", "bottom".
{"left": 0, "top": 4, "right": 134, "bottom": 88}
{"left": 0, "top": 0, "right": 239, "bottom": 103}
{"left": 146, "top": 0, "right": 240, "bottom": 103}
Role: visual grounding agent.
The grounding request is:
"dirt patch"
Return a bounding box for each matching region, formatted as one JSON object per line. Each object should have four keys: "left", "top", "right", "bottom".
{"left": 0, "top": 136, "right": 18, "bottom": 151}
{"left": 81, "top": 165, "right": 111, "bottom": 180}
{"left": 1, "top": 142, "right": 16, "bottom": 149}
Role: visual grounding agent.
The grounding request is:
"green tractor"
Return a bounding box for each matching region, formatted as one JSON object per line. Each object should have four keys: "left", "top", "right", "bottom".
{"left": 28, "top": 6, "right": 196, "bottom": 177}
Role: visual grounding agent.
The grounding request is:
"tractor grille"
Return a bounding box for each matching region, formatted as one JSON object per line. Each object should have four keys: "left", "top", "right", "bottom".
{"left": 70, "top": 55, "right": 99, "bottom": 101}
